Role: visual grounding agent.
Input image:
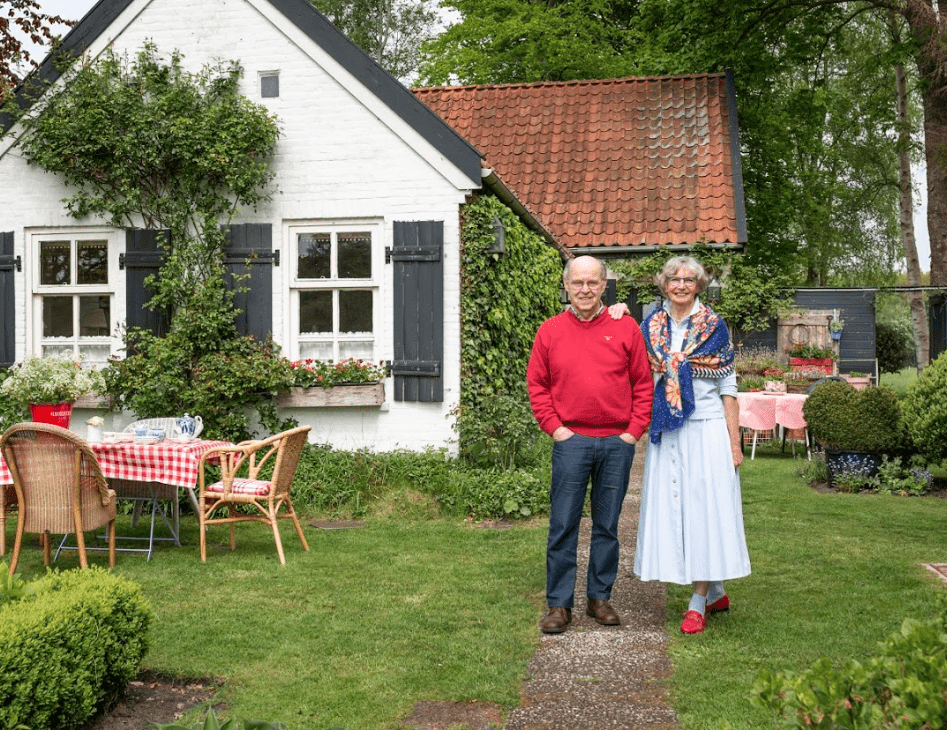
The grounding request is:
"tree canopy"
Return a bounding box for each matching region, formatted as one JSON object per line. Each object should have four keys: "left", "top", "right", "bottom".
{"left": 419, "top": 0, "right": 922, "bottom": 287}
{"left": 308, "top": 0, "right": 439, "bottom": 82}
{"left": 0, "top": 0, "right": 71, "bottom": 97}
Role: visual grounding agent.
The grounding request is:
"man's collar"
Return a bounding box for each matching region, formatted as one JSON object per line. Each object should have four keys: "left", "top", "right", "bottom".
{"left": 569, "top": 304, "right": 605, "bottom": 322}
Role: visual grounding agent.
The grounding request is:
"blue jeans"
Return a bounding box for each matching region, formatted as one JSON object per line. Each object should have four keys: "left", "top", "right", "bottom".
{"left": 547, "top": 434, "right": 636, "bottom": 608}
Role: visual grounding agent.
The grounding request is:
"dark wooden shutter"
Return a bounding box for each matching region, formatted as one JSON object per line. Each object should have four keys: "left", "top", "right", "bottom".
{"left": 222, "top": 223, "right": 275, "bottom": 342}
{"left": 390, "top": 221, "right": 443, "bottom": 402}
{"left": 0, "top": 232, "right": 17, "bottom": 367}
{"left": 121, "top": 229, "right": 170, "bottom": 336}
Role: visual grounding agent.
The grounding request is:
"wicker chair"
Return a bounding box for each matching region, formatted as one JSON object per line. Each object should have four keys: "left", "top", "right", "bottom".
{"left": 0, "top": 423, "right": 116, "bottom": 572}
{"left": 197, "top": 426, "right": 311, "bottom": 564}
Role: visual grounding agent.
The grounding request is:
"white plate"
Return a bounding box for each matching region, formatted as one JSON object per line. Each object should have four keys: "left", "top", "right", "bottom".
{"left": 103, "top": 432, "right": 135, "bottom": 442}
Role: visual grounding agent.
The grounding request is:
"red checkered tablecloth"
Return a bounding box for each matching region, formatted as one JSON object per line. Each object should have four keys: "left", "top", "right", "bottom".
{"left": 737, "top": 392, "right": 808, "bottom": 431}
{"left": 0, "top": 438, "right": 231, "bottom": 487}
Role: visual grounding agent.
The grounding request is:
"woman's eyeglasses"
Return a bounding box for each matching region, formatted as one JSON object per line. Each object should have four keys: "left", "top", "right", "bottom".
{"left": 668, "top": 277, "right": 697, "bottom": 287}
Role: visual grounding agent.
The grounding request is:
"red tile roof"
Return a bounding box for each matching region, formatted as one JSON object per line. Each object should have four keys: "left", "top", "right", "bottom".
{"left": 413, "top": 74, "right": 746, "bottom": 251}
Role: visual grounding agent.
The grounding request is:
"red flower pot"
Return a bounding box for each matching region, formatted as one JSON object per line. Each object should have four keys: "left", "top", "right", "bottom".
{"left": 29, "top": 402, "right": 73, "bottom": 428}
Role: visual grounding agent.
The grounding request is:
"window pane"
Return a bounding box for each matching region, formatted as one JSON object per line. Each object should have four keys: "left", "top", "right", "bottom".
{"left": 299, "top": 290, "right": 333, "bottom": 334}
{"left": 43, "top": 296, "right": 73, "bottom": 338}
{"left": 43, "top": 344, "right": 75, "bottom": 359}
{"left": 339, "top": 341, "right": 374, "bottom": 361}
{"left": 338, "top": 232, "right": 371, "bottom": 278}
{"left": 77, "top": 241, "right": 108, "bottom": 285}
{"left": 339, "top": 290, "right": 372, "bottom": 333}
{"left": 40, "top": 241, "right": 71, "bottom": 285}
{"left": 298, "top": 233, "right": 330, "bottom": 279}
{"left": 79, "top": 296, "right": 110, "bottom": 337}
{"left": 299, "top": 342, "right": 333, "bottom": 360}
{"left": 78, "top": 345, "right": 111, "bottom": 365}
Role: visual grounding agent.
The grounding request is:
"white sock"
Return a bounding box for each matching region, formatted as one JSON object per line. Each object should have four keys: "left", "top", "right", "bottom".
{"left": 688, "top": 592, "right": 707, "bottom": 615}
{"left": 707, "top": 581, "right": 726, "bottom": 604}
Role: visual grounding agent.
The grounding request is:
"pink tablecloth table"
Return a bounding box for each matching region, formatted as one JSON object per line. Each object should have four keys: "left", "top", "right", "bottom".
{"left": 737, "top": 392, "right": 809, "bottom": 459}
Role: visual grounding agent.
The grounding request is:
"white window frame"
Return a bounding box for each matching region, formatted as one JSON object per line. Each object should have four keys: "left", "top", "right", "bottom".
{"left": 27, "top": 228, "right": 124, "bottom": 364}
{"left": 285, "top": 220, "right": 382, "bottom": 363}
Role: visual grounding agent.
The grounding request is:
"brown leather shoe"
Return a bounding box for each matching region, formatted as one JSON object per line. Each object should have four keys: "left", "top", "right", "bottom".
{"left": 539, "top": 606, "right": 572, "bottom": 634}
{"left": 586, "top": 598, "right": 621, "bottom": 625}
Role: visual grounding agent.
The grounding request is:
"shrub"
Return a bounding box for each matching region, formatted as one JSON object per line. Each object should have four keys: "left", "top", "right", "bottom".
{"left": 453, "top": 383, "right": 547, "bottom": 470}
{"left": 868, "top": 455, "right": 934, "bottom": 497}
{"left": 755, "top": 600, "right": 947, "bottom": 729}
{"left": 902, "top": 351, "right": 947, "bottom": 464}
{"left": 876, "top": 320, "right": 914, "bottom": 374}
{"left": 0, "top": 567, "right": 150, "bottom": 730}
{"left": 437, "top": 467, "right": 549, "bottom": 521}
{"left": 105, "top": 332, "right": 296, "bottom": 442}
{"left": 803, "top": 381, "right": 902, "bottom": 453}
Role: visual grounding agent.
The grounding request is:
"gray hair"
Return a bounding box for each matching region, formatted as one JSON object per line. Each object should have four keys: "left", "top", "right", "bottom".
{"left": 654, "top": 256, "right": 710, "bottom": 295}
{"left": 563, "top": 256, "right": 608, "bottom": 282}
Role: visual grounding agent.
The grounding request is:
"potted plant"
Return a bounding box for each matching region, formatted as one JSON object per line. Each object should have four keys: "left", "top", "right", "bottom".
{"left": 763, "top": 368, "right": 787, "bottom": 393}
{"left": 277, "top": 358, "right": 388, "bottom": 407}
{"left": 0, "top": 356, "right": 105, "bottom": 428}
{"left": 738, "top": 375, "right": 766, "bottom": 392}
{"left": 803, "top": 380, "right": 904, "bottom": 489}
{"left": 829, "top": 318, "right": 845, "bottom": 341}
{"left": 786, "top": 343, "right": 836, "bottom": 374}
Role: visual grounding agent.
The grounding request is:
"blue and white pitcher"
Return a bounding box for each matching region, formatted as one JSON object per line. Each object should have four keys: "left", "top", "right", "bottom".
{"left": 174, "top": 414, "right": 203, "bottom": 441}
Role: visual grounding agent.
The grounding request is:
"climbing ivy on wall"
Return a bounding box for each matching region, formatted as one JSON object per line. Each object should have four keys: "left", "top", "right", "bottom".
{"left": 457, "top": 195, "right": 562, "bottom": 466}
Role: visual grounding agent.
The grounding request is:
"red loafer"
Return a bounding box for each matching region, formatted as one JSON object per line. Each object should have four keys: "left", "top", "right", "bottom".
{"left": 680, "top": 610, "right": 706, "bottom": 634}
{"left": 706, "top": 595, "right": 730, "bottom": 614}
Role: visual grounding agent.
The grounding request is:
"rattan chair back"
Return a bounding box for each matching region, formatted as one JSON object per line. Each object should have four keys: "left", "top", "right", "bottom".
{"left": 0, "top": 422, "right": 116, "bottom": 571}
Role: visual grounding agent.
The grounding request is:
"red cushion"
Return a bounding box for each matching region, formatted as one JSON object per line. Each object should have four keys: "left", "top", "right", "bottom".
{"left": 206, "top": 478, "right": 271, "bottom": 496}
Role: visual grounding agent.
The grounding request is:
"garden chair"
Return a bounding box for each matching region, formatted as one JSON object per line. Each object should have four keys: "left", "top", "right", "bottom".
{"left": 0, "top": 423, "right": 116, "bottom": 572}
{"left": 197, "top": 426, "right": 311, "bottom": 564}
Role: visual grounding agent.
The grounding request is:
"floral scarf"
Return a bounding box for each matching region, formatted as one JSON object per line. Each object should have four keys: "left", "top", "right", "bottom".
{"left": 643, "top": 301, "right": 735, "bottom": 444}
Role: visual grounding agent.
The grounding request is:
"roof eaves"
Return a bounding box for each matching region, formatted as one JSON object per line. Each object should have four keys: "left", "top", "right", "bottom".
{"left": 481, "top": 167, "right": 570, "bottom": 260}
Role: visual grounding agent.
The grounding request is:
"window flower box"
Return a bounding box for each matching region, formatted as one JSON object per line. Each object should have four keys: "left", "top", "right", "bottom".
{"left": 789, "top": 357, "right": 833, "bottom": 375}
{"left": 276, "top": 382, "right": 385, "bottom": 408}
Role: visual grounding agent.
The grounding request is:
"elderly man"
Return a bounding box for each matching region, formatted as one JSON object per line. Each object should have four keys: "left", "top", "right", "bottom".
{"left": 527, "top": 255, "right": 653, "bottom": 633}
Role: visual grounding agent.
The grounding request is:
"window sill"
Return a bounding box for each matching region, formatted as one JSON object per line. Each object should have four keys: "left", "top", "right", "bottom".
{"left": 276, "top": 382, "right": 385, "bottom": 408}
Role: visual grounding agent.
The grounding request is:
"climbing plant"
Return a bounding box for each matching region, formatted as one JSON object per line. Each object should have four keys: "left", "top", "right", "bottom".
{"left": 7, "top": 42, "right": 286, "bottom": 439}
{"left": 457, "top": 195, "right": 562, "bottom": 467}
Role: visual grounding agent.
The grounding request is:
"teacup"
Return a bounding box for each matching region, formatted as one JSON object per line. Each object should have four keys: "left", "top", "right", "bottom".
{"left": 134, "top": 426, "right": 149, "bottom": 438}
{"left": 148, "top": 427, "right": 165, "bottom": 439}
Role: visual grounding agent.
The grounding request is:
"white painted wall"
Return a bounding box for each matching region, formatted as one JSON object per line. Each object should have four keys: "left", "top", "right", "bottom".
{"left": 0, "top": 0, "right": 480, "bottom": 453}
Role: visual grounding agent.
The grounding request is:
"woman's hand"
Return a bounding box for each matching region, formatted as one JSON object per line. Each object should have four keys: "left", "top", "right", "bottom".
{"left": 607, "top": 303, "right": 630, "bottom": 320}
{"left": 732, "top": 446, "right": 743, "bottom": 468}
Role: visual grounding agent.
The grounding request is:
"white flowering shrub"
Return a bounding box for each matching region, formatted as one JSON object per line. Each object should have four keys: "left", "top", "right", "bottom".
{"left": 1, "top": 357, "right": 105, "bottom": 405}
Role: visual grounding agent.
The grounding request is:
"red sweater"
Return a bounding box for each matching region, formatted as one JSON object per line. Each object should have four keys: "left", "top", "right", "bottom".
{"left": 527, "top": 310, "right": 654, "bottom": 439}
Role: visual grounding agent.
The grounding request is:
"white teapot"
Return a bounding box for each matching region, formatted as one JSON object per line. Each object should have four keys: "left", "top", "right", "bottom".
{"left": 174, "top": 414, "right": 203, "bottom": 440}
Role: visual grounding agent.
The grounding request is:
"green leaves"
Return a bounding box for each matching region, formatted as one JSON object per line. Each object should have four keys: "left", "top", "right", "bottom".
{"left": 456, "top": 195, "right": 561, "bottom": 468}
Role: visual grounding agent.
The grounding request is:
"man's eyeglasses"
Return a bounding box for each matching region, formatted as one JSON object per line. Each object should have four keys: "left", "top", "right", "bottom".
{"left": 668, "top": 277, "right": 697, "bottom": 287}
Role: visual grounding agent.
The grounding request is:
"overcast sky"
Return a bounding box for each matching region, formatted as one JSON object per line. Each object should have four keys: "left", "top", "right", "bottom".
{"left": 32, "top": 0, "right": 931, "bottom": 272}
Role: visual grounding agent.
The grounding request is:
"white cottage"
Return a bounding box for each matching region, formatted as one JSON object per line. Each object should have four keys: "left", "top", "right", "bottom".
{"left": 0, "top": 0, "right": 495, "bottom": 452}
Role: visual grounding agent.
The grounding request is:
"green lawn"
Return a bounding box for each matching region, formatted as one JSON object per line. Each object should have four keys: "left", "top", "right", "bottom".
{"left": 666, "top": 444, "right": 947, "bottom": 729}
{"left": 4, "top": 510, "right": 547, "bottom": 729}
{"left": 5, "top": 443, "right": 947, "bottom": 729}
{"left": 879, "top": 365, "right": 919, "bottom": 396}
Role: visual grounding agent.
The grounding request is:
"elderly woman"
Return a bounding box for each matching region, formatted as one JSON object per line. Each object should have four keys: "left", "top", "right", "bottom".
{"left": 613, "top": 256, "right": 750, "bottom": 634}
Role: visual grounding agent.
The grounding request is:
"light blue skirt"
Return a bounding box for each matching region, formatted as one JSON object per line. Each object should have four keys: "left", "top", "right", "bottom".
{"left": 634, "top": 417, "right": 751, "bottom": 585}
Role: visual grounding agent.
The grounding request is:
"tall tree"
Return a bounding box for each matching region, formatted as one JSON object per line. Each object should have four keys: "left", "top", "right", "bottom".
{"left": 421, "top": 0, "right": 905, "bottom": 288}
{"left": 0, "top": 0, "right": 71, "bottom": 97}
{"left": 308, "top": 0, "right": 438, "bottom": 82}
